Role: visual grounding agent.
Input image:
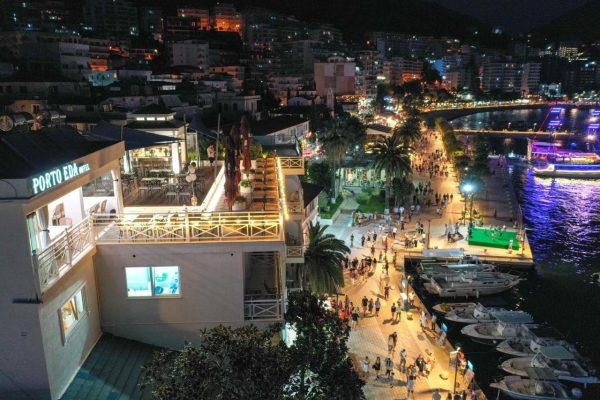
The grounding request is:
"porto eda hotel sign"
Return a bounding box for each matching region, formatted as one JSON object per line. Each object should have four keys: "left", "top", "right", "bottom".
{"left": 29, "top": 162, "right": 91, "bottom": 195}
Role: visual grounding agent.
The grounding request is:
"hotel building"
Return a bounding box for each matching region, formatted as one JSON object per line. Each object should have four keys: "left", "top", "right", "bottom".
{"left": 0, "top": 124, "right": 312, "bottom": 399}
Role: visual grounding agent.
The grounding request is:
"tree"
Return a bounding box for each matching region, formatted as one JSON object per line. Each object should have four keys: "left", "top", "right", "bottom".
{"left": 394, "top": 115, "right": 422, "bottom": 147}
{"left": 318, "top": 118, "right": 350, "bottom": 199}
{"left": 471, "top": 134, "right": 490, "bottom": 176}
{"left": 372, "top": 135, "right": 412, "bottom": 212}
{"left": 285, "top": 291, "right": 365, "bottom": 400}
{"left": 140, "top": 325, "right": 291, "bottom": 400}
{"left": 305, "top": 160, "right": 333, "bottom": 196}
{"left": 301, "top": 222, "right": 350, "bottom": 294}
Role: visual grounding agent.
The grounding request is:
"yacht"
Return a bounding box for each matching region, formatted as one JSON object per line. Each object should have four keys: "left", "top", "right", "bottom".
{"left": 461, "top": 311, "right": 535, "bottom": 345}
{"left": 529, "top": 141, "right": 600, "bottom": 179}
{"left": 497, "top": 326, "right": 571, "bottom": 357}
{"left": 424, "top": 271, "right": 521, "bottom": 298}
{"left": 500, "top": 346, "right": 600, "bottom": 386}
{"left": 445, "top": 302, "right": 506, "bottom": 324}
{"left": 417, "top": 259, "right": 496, "bottom": 282}
{"left": 490, "top": 373, "right": 574, "bottom": 400}
{"left": 432, "top": 302, "right": 476, "bottom": 314}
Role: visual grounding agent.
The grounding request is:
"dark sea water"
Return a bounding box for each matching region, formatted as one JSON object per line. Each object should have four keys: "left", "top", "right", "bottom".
{"left": 417, "top": 109, "right": 600, "bottom": 399}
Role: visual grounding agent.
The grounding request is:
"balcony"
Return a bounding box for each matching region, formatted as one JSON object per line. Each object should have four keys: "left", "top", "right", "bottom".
{"left": 277, "top": 157, "right": 304, "bottom": 175}
{"left": 93, "top": 210, "right": 282, "bottom": 244}
{"left": 286, "top": 199, "right": 304, "bottom": 220}
{"left": 244, "top": 295, "right": 283, "bottom": 321}
{"left": 285, "top": 245, "right": 305, "bottom": 263}
{"left": 34, "top": 217, "right": 95, "bottom": 293}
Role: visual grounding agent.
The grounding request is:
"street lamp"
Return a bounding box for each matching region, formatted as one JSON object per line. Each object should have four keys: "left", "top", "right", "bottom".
{"left": 452, "top": 346, "right": 462, "bottom": 394}
{"left": 461, "top": 183, "right": 474, "bottom": 226}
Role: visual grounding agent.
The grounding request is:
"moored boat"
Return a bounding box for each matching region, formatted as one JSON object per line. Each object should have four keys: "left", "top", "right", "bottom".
{"left": 490, "top": 372, "right": 574, "bottom": 400}
{"left": 461, "top": 311, "right": 535, "bottom": 345}
{"left": 445, "top": 302, "right": 506, "bottom": 324}
{"left": 496, "top": 326, "right": 571, "bottom": 357}
{"left": 432, "top": 302, "right": 476, "bottom": 314}
{"left": 424, "top": 271, "right": 521, "bottom": 298}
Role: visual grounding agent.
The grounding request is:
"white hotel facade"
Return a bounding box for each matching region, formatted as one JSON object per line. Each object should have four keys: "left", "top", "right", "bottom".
{"left": 0, "top": 127, "right": 314, "bottom": 399}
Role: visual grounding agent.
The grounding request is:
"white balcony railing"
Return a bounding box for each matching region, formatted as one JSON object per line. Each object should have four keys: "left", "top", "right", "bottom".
{"left": 34, "top": 217, "right": 95, "bottom": 293}
{"left": 285, "top": 245, "right": 304, "bottom": 258}
{"left": 93, "top": 211, "right": 282, "bottom": 244}
{"left": 244, "top": 295, "right": 283, "bottom": 320}
{"left": 278, "top": 157, "right": 304, "bottom": 174}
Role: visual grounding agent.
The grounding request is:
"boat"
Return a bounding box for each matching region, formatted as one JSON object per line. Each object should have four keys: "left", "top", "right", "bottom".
{"left": 529, "top": 141, "right": 600, "bottom": 179}
{"left": 424, "top": 271, "right": 521, "bottom": 298}
{"left": 445, "top": 302, "right": 506, "bottom": 324}
{"left": 500, "top": 346, "right": 600, "bottom": 386}
{"left": 490, "top": 371, "right": 574, "bottom": 400}
{"left": 496, "top": 326, "right": 571, "bottom": 357}
{"left": 432, "top": 302, "right": 476, "bottom": 314}
{"left": 461, "top": 311, "right": 535, "bottom": 345}
{"left": 417, "top": 257, "right": 496, "bottom": 282}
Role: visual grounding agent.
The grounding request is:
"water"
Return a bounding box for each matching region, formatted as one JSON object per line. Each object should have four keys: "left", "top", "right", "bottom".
{"left": 418, "top": 109, "right": 600, "bottom": 399}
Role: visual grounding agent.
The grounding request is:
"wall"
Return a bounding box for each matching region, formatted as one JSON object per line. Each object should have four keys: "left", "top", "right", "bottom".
{"left": 39, "top": 252, "right": 101, "bottom": 400}
{"left": 94, "top": 240, "right": 284, "bottom": 349}
{"left": 0, "top": 203, "right": 51, "bottom": 399}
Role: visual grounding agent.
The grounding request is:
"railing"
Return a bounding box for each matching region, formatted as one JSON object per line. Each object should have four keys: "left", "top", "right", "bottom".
{"left": 286, "top": 200, "right": 304, "bottom": 218}
{"left": 93, "top": 211, "right": 282, "bottom": 243}
{"left": 244, "top": 295, "right": 283, "bottom": 320}
{"left": 278, "top": 157, "right": 304, "bottom": 172}
{"left": 35, "top": 217, "right": 95, "bottom": 293}
{"left": 285, "top": 245, "right": 305, "bottom": 258}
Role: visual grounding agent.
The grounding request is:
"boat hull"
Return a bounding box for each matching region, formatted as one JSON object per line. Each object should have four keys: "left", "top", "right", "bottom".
{"left": 533, "top": 167, "right": 600, "bottom": 179}
{"left": 489, "top": 381, "right": 571, "bottom": 400}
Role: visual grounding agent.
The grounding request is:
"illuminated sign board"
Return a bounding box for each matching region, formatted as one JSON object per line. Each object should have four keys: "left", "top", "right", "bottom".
{"left": 29, "top": 162, "right": 91, "bottom": 195}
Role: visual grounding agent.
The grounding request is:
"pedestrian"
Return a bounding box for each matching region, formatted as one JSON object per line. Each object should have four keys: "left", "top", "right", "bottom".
{"left": 406, "top": 374, "right": 415, "bottom": 398}
{"left": 362, "top": 356, "right": 370, "bottom": 378}
{"left": 391, "top": 331, "right": 398, "bottom": 351}
{"left": 351, "top": 308, "right": 359, "bottom": 329}
{"left": 395, "top": 300, "right": 402, "bottom": 321}
{"left": 373, "top": 232, "right": 378, "bottom": 242}
{"left": 432, "top": 389, "right": 442, "bottom": 400}
{"left": 375, "top": 298, "right": 381, "bottom": 316}
{"left": 387, "top": 333, "right": 395, "bottom": 353}
{"left": 361, "top": 235, "right": 365, "bottom": 247}
{"left": 371, "top": 245, "right": 375, "bottom": 257}
{"left": 361, "top": 296, "right": 368, "bottom": 317}
{"left": 384, "top": 357, "right": 394, "bottom": 387}
{"left": 408, "top": 291, "right": 415, "bottom": 307}
{"left": 391, "top": 302, "right": 397, "bottom": 320}
{"left": 384, "top": 260, "right": 389, "bottom": 275}
{"left": 431, "top": 313, "right": 437, "bottom": 332}
{"left": 350, "top": 233, "right": 354, "bottom": 248}
{"left": 384, "top": 285, "right": 390, "bottom": 300}
{"left": 368, "top": 298, "right": 374, "bottom": 314}
{"left": 373, "top": 356, "right": 382, "bottom": 380}
{"left": 399, "top": 348, "right": 407, "bottom": 371}
{"left": 420, "top": 311, "right": 427, "bottom": 332}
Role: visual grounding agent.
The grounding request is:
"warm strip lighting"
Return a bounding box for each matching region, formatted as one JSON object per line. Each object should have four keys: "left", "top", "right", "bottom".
{"left": 276, "top": 158, "right": 289, "bottom": 220}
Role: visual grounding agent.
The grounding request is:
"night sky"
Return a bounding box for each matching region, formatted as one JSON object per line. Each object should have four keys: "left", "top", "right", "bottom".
{"left": 428, "top": 0, "right": 591, "bottom": 33}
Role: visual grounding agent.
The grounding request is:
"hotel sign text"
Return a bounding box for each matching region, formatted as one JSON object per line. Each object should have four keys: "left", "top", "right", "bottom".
{"left": 30, "top": 162, "right": 91, "bottom": 195}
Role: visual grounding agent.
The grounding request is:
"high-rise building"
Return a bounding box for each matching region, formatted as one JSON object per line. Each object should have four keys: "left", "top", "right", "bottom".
{"left": 167, "top": 40, "right": 210, "bottom": 72}
{"left": 83, "top": 0, "right": 139, "bottom": 37}
{"left": 177, "top": 7, "right": 210, "bottom": 30}
{"left": 212, "top": 3, "right": 242, "bottom": 35}
{"left": 480, "top": 61, "right": 540, "bottom": 95}
{"left": 558, "top": 41, "right": 579, "bottom": 60}
{"left": 139, "top": 7, "right": 163, "bottom": 38}
{"left": 314, "top": 57, "right": 355, "bottom": 97}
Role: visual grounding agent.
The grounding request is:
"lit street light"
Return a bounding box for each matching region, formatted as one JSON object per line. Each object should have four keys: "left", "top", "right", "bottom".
{"left": 461, "top": 182, "right": 476, "bottom": 226}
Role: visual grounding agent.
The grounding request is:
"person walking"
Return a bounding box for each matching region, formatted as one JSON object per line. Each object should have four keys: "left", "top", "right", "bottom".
{"left": 362, "top": 356, "right": 370, "bottom": 378}
{"left": 371, "top": 245, "right": 376, "bottom": 257}
{"left": 384, "top": 357, "right": 394, "bottom": 387}
{"left": 375, "top": 298, "right": 381, "bottom": 316}
{"left": 387, "top": 333, "right": 395, "bottom": 354}
{"left": 384, "top": 285, "right": 390, "bottom": 300}
{"left": 406, "top": 372, "right": 415, "bottom": 398}
{"left": 431, "top": 313, "right": 437, "bottom": 332}
{"left": 350, "top": 233, "right": 354, "bottom": 248}
{"left": 351, "top": 308, "right": 359, "bottom": 329}
{"left": 373, "top": 356, "right": 382, "bottom": 380}
{"left": 361, "top": 296, "right": 368, "bottom": 317}
{"left": 432, "top": 389, "right": 442, "bottom": 400}
{"left": 368, "top": 298, "right": 374, "bottom": 315}
{"left": 391, "top": 302, "right": 397, "bottom": 321}
{"left": 399, "top": 348, "right": 407, "bottom": 372}
{"left": 391, "top": 331, "right": 398, "bottom": 352}
{"left": 395, "top": 300, "right": 402, "bottom": 321}
{"left": 420, "top": 311, "right": 427, "bottom": 333}
{"left": 361, "top": 234, "right": 365, "bottom": 247}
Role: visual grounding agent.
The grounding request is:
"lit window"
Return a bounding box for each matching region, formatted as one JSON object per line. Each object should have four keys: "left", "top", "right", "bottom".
{"left": 125, "top": 266, "right": 180, "bottom": 298}
{"left": 60, "top": 287, "right": 87, "bottom": 340}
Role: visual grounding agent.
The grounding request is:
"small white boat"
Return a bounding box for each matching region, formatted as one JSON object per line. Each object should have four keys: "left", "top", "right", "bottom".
{"left": 417, "top": 256, "right": 496, "bottom": 282}
{"left": 432, "top": 302, "right": 476, "bottom": 314}
{"left": 461, "top": 311, "right": 535, "bottom": 345}
{"left": 496, "top": 326, "right": 570, "bottom": 357}
{"left": 490, "top": 373, "right": 573, "bottom": 400}
{"left": 425, "top": 272, "right": 521, "bottom": 298}
{"left": 500, "top": 346, "right": 600, "bottom": 386}
{"left": 445, "top": 302, "right": 506, "bottom": 324}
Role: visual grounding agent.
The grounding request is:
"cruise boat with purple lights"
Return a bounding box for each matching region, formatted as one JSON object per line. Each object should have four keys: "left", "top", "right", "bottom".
{"left": 529, "top": 141, "right": 600, "bottom": 179}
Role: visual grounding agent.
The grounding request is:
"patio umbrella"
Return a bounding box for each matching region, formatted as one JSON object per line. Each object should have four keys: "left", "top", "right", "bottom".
{"left": 240, "top": 116, "right": 252, "bottom": 170}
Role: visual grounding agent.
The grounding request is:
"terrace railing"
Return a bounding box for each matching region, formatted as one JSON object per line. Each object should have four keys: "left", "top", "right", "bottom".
{"left": 34, "top": 217, "right": 95, "bottom": 293}
{"left": 278, "top": 157, "right": 304, "bottom": 174}
{"left": 244, "top": 295, "right": 283, "bottom": 320}
{"left": 93, "top": 211, "right": 282, "bottom": 244}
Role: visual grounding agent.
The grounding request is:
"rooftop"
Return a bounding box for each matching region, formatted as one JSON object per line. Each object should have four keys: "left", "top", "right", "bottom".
{"left": 0, "top": 127, "right": 117, "bottom": 179}
{"left": 59, "top": 334, "right": 158, "bottom": 400}
{"left": 250, "top": 116, "right": 308, "bottom": 136}
{"left": 131, "top": 103, "right": 175, "bottom": 116}
{"left": 125, "top": 120, "right": 185, "bottom": 130}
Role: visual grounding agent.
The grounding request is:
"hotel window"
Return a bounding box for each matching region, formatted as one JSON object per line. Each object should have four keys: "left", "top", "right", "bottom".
{"left": 60, "top": 287, "right": 87, "bottom": 340}
{"left": 125, "top": 266, "right": 180, "bottom": 298}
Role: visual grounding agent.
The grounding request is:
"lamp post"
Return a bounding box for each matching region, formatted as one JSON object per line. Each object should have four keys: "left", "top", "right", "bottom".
{"left": 426, "top": 219, "right": 431, "bottom": 249}
{"left": 461, "top": 183, "right": 474, "bottom": 226}
{"left": 452, "top": 346, "right": 462, "bottom": 394}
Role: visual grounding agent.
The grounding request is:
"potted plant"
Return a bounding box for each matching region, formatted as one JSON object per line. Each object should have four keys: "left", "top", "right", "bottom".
{"left": 232, "top": 195, "right": 247, "bottom": 211}
{"left": 239, "top": 180, "right": 253, "bottom": 194}
{"left": 243, "top": 169, "right": 256, "bottom": 180}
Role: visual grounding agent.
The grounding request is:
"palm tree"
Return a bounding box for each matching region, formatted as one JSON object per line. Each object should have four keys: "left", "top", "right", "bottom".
{"left": 372, "top": 135, "right": 412, "bottom": 212}
{"left": 394, "top": 116, "right": 422, "bottom": 147}
{"left": 300, "top": 222, "right": 350, "bottom": 294}
{"left": 319, "top": 118, "right": 350, "bottom": 199}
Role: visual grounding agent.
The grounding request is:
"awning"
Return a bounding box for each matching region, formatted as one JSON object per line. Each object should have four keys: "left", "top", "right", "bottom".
{"left": 187, "top": 114, "right": 215, "bottom": 140}
{"left": 88, "top": 121, "right": 182, "bottom": 151}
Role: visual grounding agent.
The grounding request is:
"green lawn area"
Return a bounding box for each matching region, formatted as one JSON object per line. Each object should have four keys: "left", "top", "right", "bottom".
{"left": 468, "top": 227, "right": 519, "bottom": 250}
{"left": 319, "top": 196, "right": 344, "bottom": 219}
{"left": 356, "top": 192, "right": 385, "bottom": 213}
